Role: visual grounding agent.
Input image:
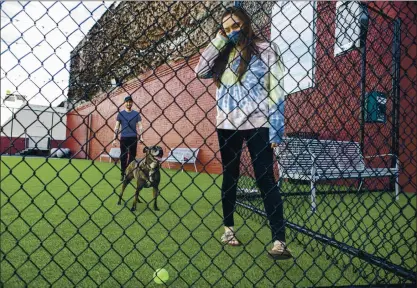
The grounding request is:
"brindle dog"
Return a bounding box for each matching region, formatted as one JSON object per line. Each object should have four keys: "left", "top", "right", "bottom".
{"left": 118, "top": 146, "right": 163, "bottom": 211}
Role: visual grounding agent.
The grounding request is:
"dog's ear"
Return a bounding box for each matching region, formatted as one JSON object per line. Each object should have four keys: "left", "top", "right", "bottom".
{"left": 143, "top": 146, "right": 149, "bottom": 153}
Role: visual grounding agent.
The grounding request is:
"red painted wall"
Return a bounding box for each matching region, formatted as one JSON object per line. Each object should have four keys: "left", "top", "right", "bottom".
{"left": 0, "top": 137, "right": 65, "bottom": 155}
{"left": 0, "top": 137, "right": 26, "bottom": 155}
{"left": 66, "top": 2, "right": 416, "bottom": 192}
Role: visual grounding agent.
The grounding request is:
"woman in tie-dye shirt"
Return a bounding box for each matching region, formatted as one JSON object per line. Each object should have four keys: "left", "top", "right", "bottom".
{"left": 195, "top": 7, "right": 292, "bottom": 259}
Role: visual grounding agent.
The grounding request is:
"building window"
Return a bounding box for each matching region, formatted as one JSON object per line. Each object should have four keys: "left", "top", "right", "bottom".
{"left": 334, "top": 1, "right": 369, "bottom": 56}
{"left": 271, "top": 1, "right": 317, "bottom": 94}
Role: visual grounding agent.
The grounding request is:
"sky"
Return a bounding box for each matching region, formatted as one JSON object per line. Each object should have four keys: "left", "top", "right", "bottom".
{"left": 1, "top": 1, "right": 317, "bottom": 107}
{"left": 1, "top": 1, "right": 116, "bottom": 107}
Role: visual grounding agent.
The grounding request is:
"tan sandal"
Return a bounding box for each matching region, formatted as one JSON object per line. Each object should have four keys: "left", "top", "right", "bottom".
{"left": 268, "top": 241, "right": 293, "bottom": 260}
{"left": 221, "top": 230, "right": 241, "bottom": 246}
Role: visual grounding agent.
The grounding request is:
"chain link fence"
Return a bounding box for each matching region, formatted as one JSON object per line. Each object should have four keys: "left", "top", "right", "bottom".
{"left": 1, "top": 1, "right": 416, "bottom": 287}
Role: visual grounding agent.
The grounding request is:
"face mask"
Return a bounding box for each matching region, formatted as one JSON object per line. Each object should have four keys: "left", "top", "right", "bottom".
{"left": 227, "top": 30, "right": 242, "bottom": 45}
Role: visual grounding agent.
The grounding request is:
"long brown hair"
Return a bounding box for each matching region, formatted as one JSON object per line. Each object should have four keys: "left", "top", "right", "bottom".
{"left": 212, "top": 7, "right": 260, "bottom": 87}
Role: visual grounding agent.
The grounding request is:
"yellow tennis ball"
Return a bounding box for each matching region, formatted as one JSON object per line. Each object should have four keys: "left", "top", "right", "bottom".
{"left": 153, "top": 268, "right": 169, "bottom": 284}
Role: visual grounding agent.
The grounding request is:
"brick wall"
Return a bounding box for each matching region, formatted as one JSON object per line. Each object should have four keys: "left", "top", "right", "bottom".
{"left": 66, "top": 2, "right": 416, "bottom": 192}
{"left": 66, "top": 56, "right": 223, "bottom": 174}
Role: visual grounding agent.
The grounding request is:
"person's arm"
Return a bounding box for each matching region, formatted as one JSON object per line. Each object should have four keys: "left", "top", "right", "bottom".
{"left": 268, "top": 43, "right": 286, "bottom": 147}
{"left": 113, "top": 120, "right": 121, "bottom": 146}
{"left": 136, "top": 112, "right": 144, "bottom": 142}
{"left": 113, "top": 112, "right": 122, "bottom": 146}
{"left": 194, "top": 31, "right": 228, "bottom": 79}
{"left": 137, "top": 121, "right": 143, "bottom": 142}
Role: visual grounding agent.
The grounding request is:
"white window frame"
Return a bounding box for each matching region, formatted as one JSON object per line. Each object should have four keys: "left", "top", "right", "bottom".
{"left": 334, "top": 1, "right": 368, "bottom": 56}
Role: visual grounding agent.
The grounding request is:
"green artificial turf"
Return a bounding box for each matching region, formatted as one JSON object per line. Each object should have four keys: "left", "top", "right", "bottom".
{"left": 1, "top": 156, "right": 415, "bottom": 287}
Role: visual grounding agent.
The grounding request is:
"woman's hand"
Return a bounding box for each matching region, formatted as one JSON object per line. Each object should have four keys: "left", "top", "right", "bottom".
{"left": 217, "top": 29, "right": 227, "bottom": 38}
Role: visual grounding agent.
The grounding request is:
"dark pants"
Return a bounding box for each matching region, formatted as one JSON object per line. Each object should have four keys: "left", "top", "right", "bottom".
{"left": 120, "top": 137, "right": 138, "bottom": 176}
{"left": 217, "top": 128, "right": 286, "bottom": 242}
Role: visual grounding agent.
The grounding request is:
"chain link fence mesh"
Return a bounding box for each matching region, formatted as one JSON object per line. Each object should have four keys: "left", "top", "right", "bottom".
{"left": 1, "top": 1, "right": 416, "bottom": 287}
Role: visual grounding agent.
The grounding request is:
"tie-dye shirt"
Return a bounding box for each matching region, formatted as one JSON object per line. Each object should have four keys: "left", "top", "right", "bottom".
{"left": 195, "top": 35, "right": 285, "bottom": 143}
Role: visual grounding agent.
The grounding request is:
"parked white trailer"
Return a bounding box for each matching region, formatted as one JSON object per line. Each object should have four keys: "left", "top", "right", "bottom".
{"left": 1, "top": 93, "right": 68, "bottom": 155}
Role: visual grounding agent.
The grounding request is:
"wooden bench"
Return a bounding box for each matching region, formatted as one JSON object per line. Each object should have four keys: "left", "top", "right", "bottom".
{"left": 275, "top": 137, "right": 400, "bottom": 212}
{"left": 162, "top": 147, "right": 200, "bottom": 172}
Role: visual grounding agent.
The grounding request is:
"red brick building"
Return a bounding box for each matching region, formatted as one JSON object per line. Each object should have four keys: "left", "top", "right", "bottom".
{"left": 65, "top": 2, "right": 416, "bottom": 192}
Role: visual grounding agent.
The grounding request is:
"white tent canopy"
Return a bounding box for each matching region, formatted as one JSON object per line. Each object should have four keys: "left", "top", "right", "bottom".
{"left": 1, "top": 94, "right": 67, "bottom": 150}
